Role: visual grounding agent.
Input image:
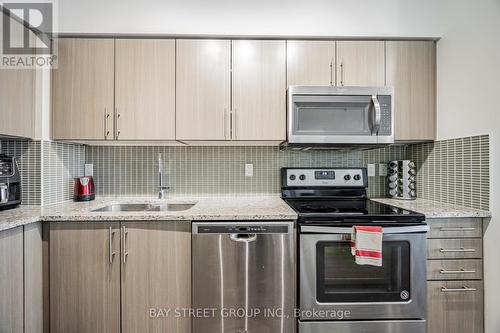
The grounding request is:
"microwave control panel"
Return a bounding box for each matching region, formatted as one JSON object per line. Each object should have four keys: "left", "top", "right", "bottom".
{"left": 377, "top": 95, "right": 392, "bottom": 136}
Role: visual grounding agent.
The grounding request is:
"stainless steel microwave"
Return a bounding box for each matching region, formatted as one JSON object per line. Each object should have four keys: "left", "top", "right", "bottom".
{"left": 287, "top": 86, "right": 394, "bottom": 147}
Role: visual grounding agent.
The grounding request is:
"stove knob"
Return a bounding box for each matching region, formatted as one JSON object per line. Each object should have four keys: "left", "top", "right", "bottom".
{"left": 353, "top": 174, "right": 361, "bottom": 181}
{"left": 289, "top": 174, "right": 296, "bottom": 181}
{"left": 344, "top": 174, "right": 351, "bottom": 181}
{"left": 299, "top": 175, "right": 306, "bottom": 181}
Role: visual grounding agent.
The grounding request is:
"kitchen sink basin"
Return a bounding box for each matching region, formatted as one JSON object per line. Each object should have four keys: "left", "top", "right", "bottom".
{"left": 92, "top": 203, "right": 196, "bottom": 212}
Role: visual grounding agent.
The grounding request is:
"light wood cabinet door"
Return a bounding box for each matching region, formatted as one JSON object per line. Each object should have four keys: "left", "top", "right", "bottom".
{"left": 176, "top": 39, "right": 231, "bottom": 140}
{"left": 232, "top": 40, "right": 286, "bottom": 141}
{"left": 0, "top": 227, "right": 24, "bottom": 333}
{"left": 49, "top": 223, "right": 120, "bottom": 333}
{"left": 336, "top": 41, "right": 385, "bottom": 86}
{"left": 386, "top": 41, "right": 436, "bottom": 141}
{"left": 24, "top": 223, "right": 45, "bottom": 333}
{"left": 0, "top": 12, "right": 36, "bottom": 139}
{"left": 121, "top": 222, "right": 191, "bottom": 333}
{"left": 115, "top": 39, "right": 176, "bottom": 140}
{"left": 52, "top": 38, "right": 115, "bottom": 140}
{"left": 286, "top": 40, "right": 335, "bottom": 86}
{"left": 427, "top": 280, "right": 483, "bottom": 333}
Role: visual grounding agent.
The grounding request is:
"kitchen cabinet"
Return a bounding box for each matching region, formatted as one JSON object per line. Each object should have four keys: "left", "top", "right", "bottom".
{"left": 176, "top": 39, "right": 231, "bottom": 141}
{"left": 52, "top": 38, "right": 115, "bottom": 140}
{"left": 287, "top": 40, "right": 335, "bottom": 86}
{"left": 336, "top": 41, "right": 385, "bottom": 86}
{"left": 49, "top": 222, "right": 121, "bottom": 333}
{"left": 0, "top": 226, "right": 24, "bottom": 333}
{"left": 121, "top": 222, "right": 191, "bottom": 333}
{"left": 49, "top": 222, "right": 191, "bottom": 333}
{"left": 0, "top": 12, "right": 36, "bottom": 139}
{"left": 24, "top": 222, "right": 45, "bottom": 333}
{"left": 386, "top": 41, "right": 436, "bottom": 141}
{"left": 232, "top": 40, "right": 286, "bottom": 140}
{"left": 115, "top": 39, "right": 176, "bottom": 140}
{"left": 426, "top": 218, "right": 484, "bottom": 333}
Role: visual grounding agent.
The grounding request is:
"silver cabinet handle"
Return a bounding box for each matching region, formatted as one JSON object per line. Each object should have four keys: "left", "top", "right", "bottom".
{"left": 340, "top": 62, "right": 345, "bottom": 86}
{"left": 371, "top": 95, "right": 381, "bottom": 135}
{"left": 329, "top": 60, "right": 333, "bottom": 86}
{"left": 441, "top": 286, "right": 477, "bottom": 293}
{"left": 104, "top": 110, "right": 111, "bottom": 140}
{"left": 233, "top": 108, "right": 237, "bottom": 140}
{"left": 440, "top": 268, "right": 477, "bottom": 274}
{"left": 224, "top": 108, "right": 228, "bottom": 140}
{"left": 440, "top": 227, "right": 476, "bottom": 232}
{"left": 108, "top": 226, "right": 117, "bottom": 264}
{"left": 115, "top": 112, "right": 121, "bottom": 139}
{"left": 122, "top": 226, "right": 129, "bottom": 263}
{"left": 439, "top": 247, "right": 476, "bottom": 253}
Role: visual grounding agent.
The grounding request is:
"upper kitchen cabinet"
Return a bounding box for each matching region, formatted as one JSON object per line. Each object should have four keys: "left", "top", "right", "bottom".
{"left": 386, "top": 41, "right": 436, "bottom": 141}
{"left": 287, "top": 41, "right": 335, "bottom": 86}
{"left": 115, "top": 39, "right": 176, "bottom": 140}
{"left": 176, "top": 39, "right": 231, "bottom": 141}
{"left": 0, "top": 12, "right": 36, "bottom": 139}
{"left": 52, "top": 38, "right": 115, "bottom": 140}
{"left": 336, "top": 41, "right": 385, "bottom": 86}
{"left": 232, "top": 40, "right": 286, "bottom": 141}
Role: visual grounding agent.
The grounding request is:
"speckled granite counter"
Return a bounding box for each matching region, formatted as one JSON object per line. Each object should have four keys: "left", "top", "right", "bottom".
{"left": 0, "top": 206, "right": 42, "bottom": 232}
{"left": 0, "top": 196, "right": 298, "bottom": 232}
{"left": 371, "top": 198, "right": 491, "bottom": 219}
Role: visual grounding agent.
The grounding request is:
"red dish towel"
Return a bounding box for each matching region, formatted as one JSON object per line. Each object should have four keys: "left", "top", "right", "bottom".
{"left": 351, "top": 226, "right": 383, "bottom": 266}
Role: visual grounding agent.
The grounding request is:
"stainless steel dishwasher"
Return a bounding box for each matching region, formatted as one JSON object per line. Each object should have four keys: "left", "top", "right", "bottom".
{"left": 192, "top": 221, "right": 296, "bottom": 333}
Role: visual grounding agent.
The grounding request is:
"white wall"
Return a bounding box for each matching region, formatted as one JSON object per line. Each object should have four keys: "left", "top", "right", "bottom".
{"left": 436, "top": 1, "right": 500, "bottom": 332}
{"left": 57, "top": 0, "right": 444, "bottom": 37}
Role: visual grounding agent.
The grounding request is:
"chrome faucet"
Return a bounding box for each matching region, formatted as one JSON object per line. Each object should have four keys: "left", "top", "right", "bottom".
{"left": 158, "top": 154, "right": 170, "bottom": 199}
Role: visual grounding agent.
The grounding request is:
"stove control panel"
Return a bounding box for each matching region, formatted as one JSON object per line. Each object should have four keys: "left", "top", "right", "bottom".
{"left": 283, "top": 168, "right": 367, "bottom": 187}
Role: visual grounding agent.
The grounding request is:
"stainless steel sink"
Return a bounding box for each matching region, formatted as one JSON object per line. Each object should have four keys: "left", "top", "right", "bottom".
{"left": 92, "top": 203, "right": 196, "bottom": 212}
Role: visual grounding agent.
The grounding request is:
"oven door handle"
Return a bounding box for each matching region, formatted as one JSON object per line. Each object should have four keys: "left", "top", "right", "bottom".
{"left": 301, "top": 225, "right": 429, "bottom": 234}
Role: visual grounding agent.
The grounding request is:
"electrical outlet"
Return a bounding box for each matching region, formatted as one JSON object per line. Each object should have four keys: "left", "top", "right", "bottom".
{"left": 367, "top": 164, "right": 376, "bottom": 177}
{"left": 379, "top": 163, "right": 388, "bottom": 176}
{"left": 84, "top": 164, "right": 94, "bottom": 177}
{"left": 245, "top": 163, "right": 254, "bottom": 177}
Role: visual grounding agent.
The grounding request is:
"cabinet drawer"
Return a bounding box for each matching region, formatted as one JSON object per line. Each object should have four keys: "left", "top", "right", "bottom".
{"left": 427, "top": 280, "right": 483, "bottom": 333}
{"left": 427, "top": 218, "right": 482, "bottom": 239}
{"left": 427, "top": 259, "right": 483, "bottom": 280}
{"left": 428, "top": 239, "right": 482, "bottom": 259}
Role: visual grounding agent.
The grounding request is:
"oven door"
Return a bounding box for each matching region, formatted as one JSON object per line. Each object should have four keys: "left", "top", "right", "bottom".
{"left": 299, "top": 225, "right": 427, "bottom": 320}
{"left": 287, "top": 86, "right": 393, "bottom": 145}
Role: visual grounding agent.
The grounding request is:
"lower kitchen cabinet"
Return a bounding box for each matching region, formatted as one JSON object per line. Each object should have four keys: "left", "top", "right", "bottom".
{"left": 426, "top": 218, "right": 484, "bottom": 333}
{"left": 49, "top": 221, "right": 192, "bottom": 333}
{"left": 121, "top": 222, "right": 191, "bottom": 333}
{"left": 0, "top": 226, "right": 24, "bottom": 333}
{"left": 49, "top": 222, "right": 121, "bottom": 333}
{"left": 427, "top": 280, "right": 483, "bottom": 333}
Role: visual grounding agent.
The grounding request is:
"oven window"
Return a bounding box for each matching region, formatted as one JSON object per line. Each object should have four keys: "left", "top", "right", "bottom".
{"left": 316, "top": 240, "right": 410, "bottom": 303}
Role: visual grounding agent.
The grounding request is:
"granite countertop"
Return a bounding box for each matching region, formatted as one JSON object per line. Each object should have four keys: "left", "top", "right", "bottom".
{"left": 0, "top": 196, "right": 298, "bottom": 232}
{"left": 0, "top": 205, "right": 42, "bottom": 232}
{"left": 371, "top": 198, "right": 492, "bottom": 219}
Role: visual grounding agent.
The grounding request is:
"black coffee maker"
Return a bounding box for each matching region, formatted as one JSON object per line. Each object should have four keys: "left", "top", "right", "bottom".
{"left": 0, "top": 154, "right": 22, "bottom": 210}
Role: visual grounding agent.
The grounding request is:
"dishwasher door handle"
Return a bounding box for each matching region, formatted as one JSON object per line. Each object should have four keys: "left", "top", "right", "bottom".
{"left": 230, "top": 234, "right": 257, "bottom": 243}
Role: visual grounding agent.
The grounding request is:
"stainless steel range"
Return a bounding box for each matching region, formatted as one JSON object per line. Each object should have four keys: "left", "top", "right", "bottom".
{"left": 281, "top": 167, "right": 429, "bottom": 333}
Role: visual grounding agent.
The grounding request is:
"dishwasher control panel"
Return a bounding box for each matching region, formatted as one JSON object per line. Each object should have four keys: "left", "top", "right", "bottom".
{"left": 193, "top": 222, "right": 292, "bottom": 234}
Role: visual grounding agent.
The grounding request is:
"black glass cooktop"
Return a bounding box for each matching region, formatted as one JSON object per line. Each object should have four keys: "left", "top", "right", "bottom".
{"left": 284, "top": 198, "right": 425, "bottom": 226}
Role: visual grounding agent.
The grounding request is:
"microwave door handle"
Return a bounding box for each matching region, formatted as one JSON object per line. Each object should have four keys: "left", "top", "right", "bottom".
{"left": 371, "top": 95, "right": 381, "bottom": 135}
